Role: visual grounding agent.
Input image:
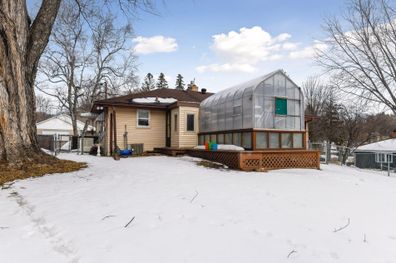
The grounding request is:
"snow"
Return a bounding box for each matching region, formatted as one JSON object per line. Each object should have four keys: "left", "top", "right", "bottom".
{"left": 194, "top": 144, "right": 245, "bottom": 151}
{"left": 1, "top": 154, "right": 396, "bottom": 263}
{"left": 132, "top": 97, "right": 177, "bottom": 104}
{"left": 356, "top": 138, "right": 396, "bottom": 152}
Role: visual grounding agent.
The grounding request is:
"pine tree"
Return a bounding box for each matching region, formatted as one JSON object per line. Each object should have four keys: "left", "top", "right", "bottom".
{"left": 156, "top": 73, "right": 169, "bottom": 89}
{"left": 141, "top": 73, "right": 155, "bottom": 91}
{"left": 175, "top": 74, "right": 185, "bottom": 90}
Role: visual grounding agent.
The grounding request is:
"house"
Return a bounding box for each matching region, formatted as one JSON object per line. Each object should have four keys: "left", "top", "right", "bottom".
{"left": 199, "top": 69, "right": 307, "bottom": 150}
{"left": 92, "top": 85, "right": 213, "bottom": 155}
{"left": 354, "top": 138, "right": 396, "bottom": 169}
{"left": 36, "top": 113, "right": 95, "bottom": 136}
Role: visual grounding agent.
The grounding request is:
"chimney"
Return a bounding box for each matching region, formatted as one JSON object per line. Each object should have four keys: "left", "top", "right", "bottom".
{"left": 187, "top": 79, "right": 199, "bottom": 92}
{"left": 201, "top": 88, "right": 207, "bottom": 94}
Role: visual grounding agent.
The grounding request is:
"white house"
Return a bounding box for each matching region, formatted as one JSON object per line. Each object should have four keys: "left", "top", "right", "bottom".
{"left": 36, "top": 114, "right": 94, "bottom": 136}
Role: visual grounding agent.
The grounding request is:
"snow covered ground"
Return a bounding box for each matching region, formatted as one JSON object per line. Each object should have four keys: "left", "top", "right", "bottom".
{"left": 1, "top": 154, "right": 396, "bottom": 263}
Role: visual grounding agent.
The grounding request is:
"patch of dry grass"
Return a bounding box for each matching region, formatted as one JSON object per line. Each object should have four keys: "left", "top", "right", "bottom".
{"left": 0, "top": 159, "right": 86, "bottom": 186}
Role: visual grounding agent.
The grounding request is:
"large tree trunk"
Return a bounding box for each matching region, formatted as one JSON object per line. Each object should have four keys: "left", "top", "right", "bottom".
{"left": 0, "top": 0, "right": 61, "bottom": 164}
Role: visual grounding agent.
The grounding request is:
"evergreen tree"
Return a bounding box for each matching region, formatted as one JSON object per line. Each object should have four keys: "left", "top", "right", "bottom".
{"left": 175, "top": 74, "right": 185, "bottom": 90}
{"left": 156, "top": 72, "right": 169, "bottom": 89}
{"left": 141, "top": 73, "right": 155, "bottom": 91}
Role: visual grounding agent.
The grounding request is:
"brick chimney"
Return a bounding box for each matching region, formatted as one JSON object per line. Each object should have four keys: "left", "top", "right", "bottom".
{"left": 187, "top": 79, "right": 198, "bottom": 92}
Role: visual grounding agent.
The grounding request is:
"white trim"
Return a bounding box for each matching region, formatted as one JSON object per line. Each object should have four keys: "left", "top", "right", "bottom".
{"left": 137, "top": 109, "right": 150, "bottom": 128}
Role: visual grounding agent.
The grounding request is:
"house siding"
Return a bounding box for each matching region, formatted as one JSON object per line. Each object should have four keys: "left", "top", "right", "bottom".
{"left": 106, "top": 106, "right": 166, "bottom": 153}
{"left": 355, "top": 151, "right": 396, "bottom": 169}
{"left": 178, "top": 106, "right": 199, "bottom": 148}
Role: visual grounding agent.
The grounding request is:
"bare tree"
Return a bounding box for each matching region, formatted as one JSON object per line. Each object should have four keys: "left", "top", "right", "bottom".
{"left": 339, "top": 104, "right": 367, "bottom": 164}
{"left": 318, "top": 0, "right": 396, "bottom": 113}
{"left": 302, "top": 76, "right": 331, "bottom": 116}
{"left": 0, "top": 0, "right": 154, "bottom": 164}
{"left": 35, "top": 95, "right": 54, "bottom": 122}
{"left": 37, "top": 0, "right": 138, "bottom": 135}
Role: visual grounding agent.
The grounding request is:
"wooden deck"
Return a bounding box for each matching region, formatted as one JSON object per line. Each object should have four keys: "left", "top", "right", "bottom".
{"left": 154, "top": 147, "right": 320, "bottom": 171}
{"left": 186, "top": 149, "right": 320, "bottom": 171}
{"left": 153, "top": 147, "right": 189, "bottom": 156}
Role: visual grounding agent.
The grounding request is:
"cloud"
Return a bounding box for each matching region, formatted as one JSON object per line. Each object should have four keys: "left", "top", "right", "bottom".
{"left": 133, "top": 36, "right": 178, "bottom": 55}
{"left": 210, "top": 26, "right": 293, "bottom": 64}
{"left": 289, "top": 40, "right": 327, "bottom": 59}
{"left": 196, "top": 63, "right": 257, "bottom": 73}
{"left": 197, "top": 26, "right": 298, "bottom": 73}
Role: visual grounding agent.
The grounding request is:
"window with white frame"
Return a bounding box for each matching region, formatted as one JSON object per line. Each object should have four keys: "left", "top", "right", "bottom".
{"left": 137, "top": 109, "right": 150, "bottom": 127}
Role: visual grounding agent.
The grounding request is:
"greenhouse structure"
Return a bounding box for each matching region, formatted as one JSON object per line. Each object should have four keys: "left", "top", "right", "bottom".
{"left": 198, "top": 70, "right": 306, "bottom": 151}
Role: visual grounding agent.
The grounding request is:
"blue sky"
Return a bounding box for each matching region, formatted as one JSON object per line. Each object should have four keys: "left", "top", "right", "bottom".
{"left": 129, "top": 0, "right": 346, "bottom": 92}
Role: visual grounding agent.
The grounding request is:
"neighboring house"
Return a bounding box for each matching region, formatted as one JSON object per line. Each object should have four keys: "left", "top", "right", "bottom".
{"left": 199, "top": 69, "right": 307, "bottom": 150}
{"left": 36, "top": 114, "right": 94, "bottom": 136}
{"left": 354, "top": 138, "right": 396, "bottom": 169}
{"left": 92, "top": 85, "right": 213, "bottom": 154}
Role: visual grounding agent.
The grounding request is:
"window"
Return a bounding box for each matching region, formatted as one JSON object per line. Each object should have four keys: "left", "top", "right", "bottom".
{"left": 256, "top": 132, "right": 268, "bottom": 149}
{"left": 275, "top": 98, "right": 287, "bottom": 115}
{"left": 269, "top": 133, "right": 279, "bottom": 148}
{"left": 225, "top": 133, "right": 233, "bottom": 144}
{"left": 217, "top": 134, "right": 225, "bottom": 144}
{"left": 187, "top": 114, "right": 195, "bottom": 131}
{"left": 233, "top": 105, "right": 242, "bottom": 116}
{"left": 210, "top": 134, "right": 217, "bottom": 143}
{"left": 242, "top": 132, "right": 252, "bottom": 149}
{"left": 293, "top": 133, "right": 303, "bottom": 148}
{"left": 174, "top": 114, "right": 178, "bottom": 132}
{"left": 233, "top": 133, "right": 241, "bottom": 146}
{"left": 375, "top": 153, "right": 393, "bottom": 163}
{"left": 198, "top": 135, "right": 204, "bottom": 145}
{"left": 137, "top": 110, "right": 149, "bottom": 127}
{"left": 281, "top": 133, "right": 292, "bottom": 148}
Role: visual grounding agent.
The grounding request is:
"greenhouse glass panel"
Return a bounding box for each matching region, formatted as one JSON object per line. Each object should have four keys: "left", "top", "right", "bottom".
{"left": 242, "top": 88, "right": 253, "bottom": 128}
{"left": 217, "top": 134, "right": 225, "bottom": 144}
{"left": 287, "top": 100, "right": 296, "bottom": 116}
{"left": 274, "top": 74, "right": 286, "bottom": 97}
{"left": 263, "top": 112, "right": 274, "bottom": 128}
{"left": 233, "top": 133, "right": 241, "bottom": 146}
{"left": 286, "top": 80, "right": 296, "bottom": 99}
{"left": 275, "top": 116, "right": 286, "bottom": 129}
{"left": 210, "top": 134, "right": 217, "bottom": 143}
{"left": 286, "top": 116, "right": 296, "bottom": 130}
{"left": 218, "top": 103, "right": 226, "bottom": 131}
{"left": 225, "top": 133, "right": 233, "bottom": 144}
{"left": 293, "top": 133, "right": 303, "bottom": 148}
{"left": 256, "top": 132, "right": 268, "bottom": 149}
{"left": 242, "top": 132, "right": 252, "bottom": 149}
{"left": 269, "top": 133, "right": 279, "bottom": 148}
{"left": 295, "top": 117, "right": 301, "bottom": 130}
{"left": 198, "top": 135, "right": 204, "bottom": 145}
{"left": 281, "top": 133, "right": 292, "bottom": 148}
{"left": 264, "top": 98, "right": 275, "bottom": 113}
{"left": 225, "top": 100, "right": 233, "bottom": 130}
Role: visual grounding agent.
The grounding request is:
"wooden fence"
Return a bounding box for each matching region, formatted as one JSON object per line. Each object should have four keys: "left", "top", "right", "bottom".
{"left": 186, "top": 149, "right": 320, "bottom": 171}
